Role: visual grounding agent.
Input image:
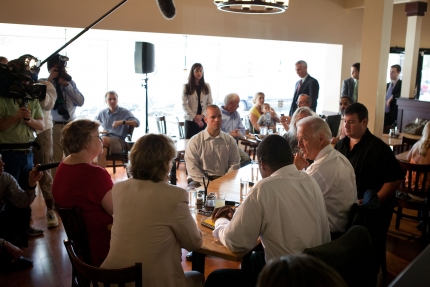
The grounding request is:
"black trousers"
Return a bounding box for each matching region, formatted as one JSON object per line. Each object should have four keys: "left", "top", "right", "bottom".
{"left": 185, "top": 120, "right": 206, "bottom": 139}
{"left": 0, "top": 198, "right": 31, "bottom": 248}
{"left": 205, "top": 249, "right": 266, "bottom": 287}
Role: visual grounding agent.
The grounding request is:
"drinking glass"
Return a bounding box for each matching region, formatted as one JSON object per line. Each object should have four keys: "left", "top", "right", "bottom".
{"left": 187, "top": 188, "right": 197, "bottom": 211}
{"left": 240, "top": 177, "right": 249, "bottom": 199}
{"left": 215, "top": 192, "right": 226, "bottom": 208}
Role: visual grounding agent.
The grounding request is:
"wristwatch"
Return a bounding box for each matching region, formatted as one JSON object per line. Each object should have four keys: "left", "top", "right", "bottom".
{"left": 123, "top": 120, "right": 126, "bottom": 125}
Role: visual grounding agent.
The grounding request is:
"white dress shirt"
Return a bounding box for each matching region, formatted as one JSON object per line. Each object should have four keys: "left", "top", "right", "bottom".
{"left": 305, "top": 144, "right": 358, "bottom": 233}
{"left": 213, "top": 165, "right": 331, "bottom": 263}
{"left": 185, "top": 129, "right": 240, "bottom": 184}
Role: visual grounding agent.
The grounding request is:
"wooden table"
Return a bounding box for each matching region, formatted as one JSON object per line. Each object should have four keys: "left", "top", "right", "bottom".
{"left": 191, "top": 164, "right": 261, "bottom": 272}
{"left": 380, "top": 133, "right": 420, "bottom": 147}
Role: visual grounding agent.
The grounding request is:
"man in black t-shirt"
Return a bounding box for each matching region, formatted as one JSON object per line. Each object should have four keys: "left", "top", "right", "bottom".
{"left": 335, "top": 103, "right": 404, "bottom": 274}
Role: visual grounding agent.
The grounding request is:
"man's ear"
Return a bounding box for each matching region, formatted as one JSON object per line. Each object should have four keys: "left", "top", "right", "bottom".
{"left": 204, "top": 117, "right": 208, "bottom": 124}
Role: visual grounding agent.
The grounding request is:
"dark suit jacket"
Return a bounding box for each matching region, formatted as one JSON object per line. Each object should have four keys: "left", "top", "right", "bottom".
{"left": 386, "top": 80, "right": 402, "bottom": 125}
{"left": 289, "top": 74, "right": 319, "bottom": 116}
{"left": 342, "top": 78, "right": 357, "bottom": 102}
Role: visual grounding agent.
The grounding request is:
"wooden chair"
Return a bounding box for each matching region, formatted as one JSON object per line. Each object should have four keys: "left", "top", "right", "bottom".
{"left": 176, "top": 117, "right": 185, "bottom": 139}
{"left": 400, "top": 136, "right": 418, "bottom": 153}
{"left": 64, "top": 239, "right": 142, "bottom": 287}
{"left": 175, "top": 117, "right": 186, "bottom": 169}
{"left": 394, "top": 161, "right": 430, "bottom": 244}
{"left": 55, "top": 205, "right": 91, "bottom": 287}
{"left": 304, "top": 225, "right": 376, "bottom": 287}
{"left": 155, "top": 116, "right": 167, "bottom": 134}
{"left": 106, "top": 126, "right": 135, "bottom": 174}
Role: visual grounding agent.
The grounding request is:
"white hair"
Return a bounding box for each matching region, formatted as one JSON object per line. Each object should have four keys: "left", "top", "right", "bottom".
{"left": 296, "top": 116, "right": 332, "bottom": 141}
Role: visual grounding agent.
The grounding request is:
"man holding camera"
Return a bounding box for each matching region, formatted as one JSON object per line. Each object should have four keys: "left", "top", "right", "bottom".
{"left": 46, "top": 54, "right": 84, "bottom": 177}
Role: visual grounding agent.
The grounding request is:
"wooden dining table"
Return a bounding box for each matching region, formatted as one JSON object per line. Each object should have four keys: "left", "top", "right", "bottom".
{"left": 190, "top": 164, "right": 261, "bottom": 273}
{"left": 380, "top": 133, "right": 420, "bottom": 148}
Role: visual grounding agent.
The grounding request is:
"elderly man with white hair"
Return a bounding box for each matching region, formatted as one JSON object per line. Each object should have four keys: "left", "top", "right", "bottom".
{"left": 294, "top": 116, "right": 357, "bottom": 238}
{"left": 220, "top": 93, "right": 251, "bottom": 165}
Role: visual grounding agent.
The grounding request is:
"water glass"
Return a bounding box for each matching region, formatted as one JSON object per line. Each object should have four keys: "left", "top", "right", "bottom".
{"left": 187, "top": 188, "right": 197, "bottom": 211}
{"left": 215, "top": 192, "right": 226, "bottom": 208}
{"left": 260, "top": 127, "right": 267, "bottom": 135}
{"left": 251, "top": 163, "right": 259, "bottom": 182}
{"left": 240, "top": 177, "right": 249, "bottom": 199}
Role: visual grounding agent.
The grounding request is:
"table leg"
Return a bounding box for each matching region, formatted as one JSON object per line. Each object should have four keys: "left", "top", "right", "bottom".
{"left": 192, "top": 251, "right": 206, "bottom": 273}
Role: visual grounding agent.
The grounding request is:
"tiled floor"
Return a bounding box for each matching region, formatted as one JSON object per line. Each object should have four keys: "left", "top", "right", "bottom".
{"left": 0, "top": 162, "right": 426, "bottom": 287}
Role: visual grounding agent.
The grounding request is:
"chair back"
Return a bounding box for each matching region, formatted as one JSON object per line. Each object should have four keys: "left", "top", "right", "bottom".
{"left": 400, "top": 137, "right": 418, "bottom": 153}
{"left": 398, "top": 161, "right": 430, "bottom": 198}
{"left": 64, "top": 239, "right": 142, "bottom": 287}
{"left": 176, "top": 117, "right": 185, "bottom": 139}
{"left": 249, "top": 118, "right": 259, "bottom": 134}
{"left": 303, "top": 225, "right": 376, "bottom": 287}
{"left": 155, "top": 116, "right": 167, "bottom": 134}
{"left": 56, "top": 204, "right": 92, "bottom": 264}
{"left": 325, "top": 114, "right": 341, "bottom": 137}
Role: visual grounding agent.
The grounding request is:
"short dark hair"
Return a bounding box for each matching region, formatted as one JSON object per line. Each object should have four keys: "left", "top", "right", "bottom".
{"left": 257, "top": 135, "right": 293, "bottom": 171}
{"left": 344, "top": 102, "right": 368, "bottom": 122}
{"left": 352, "top": 62, "right": 360, "bottom": 72}
{"left": 257, "top": 255, "right": 347, "bottom": 287}
{"left": 340, "top": 95, "right": 353, "bottom": 104}
{"left": 391, "top": 64, "right": 401, "bottom": 73}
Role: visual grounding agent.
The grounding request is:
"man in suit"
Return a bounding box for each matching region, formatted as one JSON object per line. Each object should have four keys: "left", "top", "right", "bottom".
{"left": 289, "top": 60, "right": 319, "bottom": 116}
{"left": 384, "top": 64, "right": 402, "bottom": 128}
{"left": 341, "top": 62, "right": 360, "bottom": 103}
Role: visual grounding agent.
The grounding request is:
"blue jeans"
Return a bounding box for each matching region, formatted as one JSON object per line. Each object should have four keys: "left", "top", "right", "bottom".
{"left": 1, "top": 150, "right": 34, "bottom": 190}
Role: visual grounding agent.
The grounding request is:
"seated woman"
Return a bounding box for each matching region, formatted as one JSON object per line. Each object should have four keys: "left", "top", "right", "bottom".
{"left": 249, "top": 92, "right": 265, "bottom": 133}
{"left": 52, "top": 119, "right": 113, "bottom": 267}
{"left": 257, "top": 255, "right": 347, "bottom": 287}
{"left": 406, "top": 122, "right": 430, "bottom": 201}
{"left": 282, "top": 107, "right": 315, "bottom": 154}
{"left": 257, "top": 103, "right": 280, "bottom": 131}
{"left": 101, "top": 134, "right": 203, "bottom": 287}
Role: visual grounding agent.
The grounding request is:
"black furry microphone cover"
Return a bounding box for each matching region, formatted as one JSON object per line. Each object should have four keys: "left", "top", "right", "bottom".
{"left": 156, "top": 0, "right": 176, "bottom": 19}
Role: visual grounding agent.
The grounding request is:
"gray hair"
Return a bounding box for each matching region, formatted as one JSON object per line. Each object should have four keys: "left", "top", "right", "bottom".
{"left": 295, "top": 60, "right": 308, "bottom": 68}
{"left": 296, "top": 116, "right": 332, "bottom": 142}
{"left": 298, "top": 94, "right": 312, "bottom": 105}
{"left": 224, "top": 93, "right": 239, "bottom": 106}
{"left": 289, "top": 107, "right": 315, "bottom": 136}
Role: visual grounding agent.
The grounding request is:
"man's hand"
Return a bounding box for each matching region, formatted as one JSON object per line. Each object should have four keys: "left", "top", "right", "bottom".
{"left": 230, "top": 129, "right": 241, "bottom": 138}
{"left": 212, "top": 206, "right": 235, "bottom": 221}
{"left": 112, "top": 120, "right": 123, "bottom": 129}
{"left": 28, "top": 165, "right": 43, "bottom": 187}
{"left": 294, "top": 152, "right": 309, "bottom": 170}
{"left": 58, "top": 77, "right": 69, "bottom": 87}
{"left": 16, "top": 107, "right": 31, "bottom": 121}
{"left": 47, "top": 68, "right": 59, "bottom": 82}
{"left": 386, "top": 96, "right": 393, "bottom": 107}
{"left": 4, "top": 241, "right": 23, "bottom": 261}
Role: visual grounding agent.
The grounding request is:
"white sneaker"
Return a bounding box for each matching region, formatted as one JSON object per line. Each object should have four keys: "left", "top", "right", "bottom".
{"left": 47, "top": 210, "right": 59, "bottom": 228}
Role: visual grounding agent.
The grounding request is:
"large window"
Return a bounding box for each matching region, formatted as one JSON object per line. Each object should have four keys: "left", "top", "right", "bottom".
{"left": 0, "top": 23, "right": 342, "bottom": 137}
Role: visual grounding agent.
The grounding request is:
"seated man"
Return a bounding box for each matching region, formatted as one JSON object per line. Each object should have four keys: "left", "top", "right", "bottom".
{"left": 297, "top": 94, "right": 312, "bottom": 109}
{"left": 205, "top": 135, "right": 330, "bottom": 287}
{"left": 220, "top": 93, "right": 251, "bottom": 165}
{"left": 95, "top": 91, "right": 140, "bottom": 168}
{"left": 294, "top": 116, "right": 357, "bottom": 237}
{"left": 331, "top": 95, "right": 353, "bottom": 145}
{"left": 185, "top": 105, "right": 240, "bottom": 186}
{"left": 335, "top": 103, "right": 403, "bottom": 274}
{"left": 0, "top": 154, "right": 43, "bottom": 273}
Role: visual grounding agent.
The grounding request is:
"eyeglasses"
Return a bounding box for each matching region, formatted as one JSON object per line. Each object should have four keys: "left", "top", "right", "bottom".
{"left": 92, "top": 135, "right": 102, "bottom": 140}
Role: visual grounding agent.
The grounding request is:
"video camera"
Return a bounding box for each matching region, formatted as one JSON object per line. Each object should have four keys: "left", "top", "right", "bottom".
{"left": 0, "top": 54, "right": 46, "bottom": 111}
{"left": 48, "top": 54, "right": 72, "bottom": 82}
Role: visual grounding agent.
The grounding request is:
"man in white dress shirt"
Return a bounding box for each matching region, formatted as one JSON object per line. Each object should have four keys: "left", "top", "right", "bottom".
{"left": 185, "top": 105, "right": 240, "bottom": 186}
{"left": 294, "top": 116, "right": 357, "bottom": 237}
{"left": 205, "top": 134, "right": 330, "bottom": 287}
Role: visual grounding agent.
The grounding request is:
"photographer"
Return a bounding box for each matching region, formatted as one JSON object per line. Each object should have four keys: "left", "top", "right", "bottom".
{"left": 45, "top": 54, "right": 84, "bottom": 176}
{"left": 0, "top": 81, "right": 45, "bottom": 237}
{"left": 0, "top": 154, "right": 43, "bottom": 273}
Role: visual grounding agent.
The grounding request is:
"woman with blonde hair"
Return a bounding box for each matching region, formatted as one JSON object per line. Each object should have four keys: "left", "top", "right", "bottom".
{"left": 182, "top": 63, "right": 213, "bottom": 139}
{"left": 248, "top": 92, "right": 265, "bottom": 133}
{"left": 101, "top": 134, "right": 203, "bottom": 287}
{"left": 52, "top": 119, "right": 113, "bottom": 267}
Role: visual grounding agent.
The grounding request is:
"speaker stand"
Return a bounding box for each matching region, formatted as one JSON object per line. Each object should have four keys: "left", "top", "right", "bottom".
{"left": 142, "top": 74, "right": 149, "bottom": 133}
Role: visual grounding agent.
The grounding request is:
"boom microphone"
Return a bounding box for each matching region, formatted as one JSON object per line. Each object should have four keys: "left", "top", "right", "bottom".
{"left": 156, "top": 0, "right": 176, "bottom": 19}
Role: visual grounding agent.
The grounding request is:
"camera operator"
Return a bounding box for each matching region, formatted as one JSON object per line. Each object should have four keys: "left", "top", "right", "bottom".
{"left": 0, "top": 55, "right": 45, "bottom": 237}
{"left": 44, "top": 54, "right": 84, "bottom": 177}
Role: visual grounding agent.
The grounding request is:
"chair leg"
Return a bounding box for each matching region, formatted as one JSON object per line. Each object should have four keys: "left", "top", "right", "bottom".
{"left": 252, "top": 146, "right": 256, "bottom": 161}
{"left": 395, "top": 206, "right": 402, "bottom": 230}
{"left": 112, "top": 160, "right": 116, "bottom": 174}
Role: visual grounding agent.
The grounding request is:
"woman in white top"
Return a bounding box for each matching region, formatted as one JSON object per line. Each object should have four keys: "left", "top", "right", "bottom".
{"left": 101, "top": 134, "right": 204, "bottom": 287}
{"left": 182, "top": 63, "right": 213, "bottom": 139}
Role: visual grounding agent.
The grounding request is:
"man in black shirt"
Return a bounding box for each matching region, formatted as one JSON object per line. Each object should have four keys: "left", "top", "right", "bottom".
{"left": 335, "top": 103, "right": 404, "bottom": 274}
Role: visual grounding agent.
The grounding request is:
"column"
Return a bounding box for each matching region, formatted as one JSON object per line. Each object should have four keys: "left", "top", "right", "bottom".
{"left": 400, "top": 1, "right": 428, "bottom": 99}
{"left": 359, "top": 0, "right": 394, "bottom": 136}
